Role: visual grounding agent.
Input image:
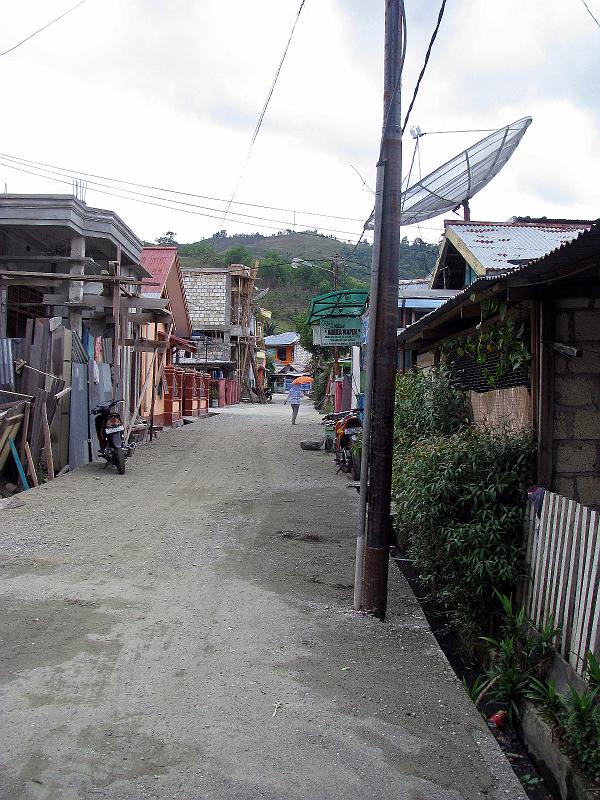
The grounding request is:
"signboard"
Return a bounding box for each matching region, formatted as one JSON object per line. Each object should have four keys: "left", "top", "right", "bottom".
{"left": 313, "top": 316, "right": 362, "bottom": 347}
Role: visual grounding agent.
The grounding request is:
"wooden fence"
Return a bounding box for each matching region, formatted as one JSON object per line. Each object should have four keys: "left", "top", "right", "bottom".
{"left": 524, "top": 492, "right": 599, "bottom": 677}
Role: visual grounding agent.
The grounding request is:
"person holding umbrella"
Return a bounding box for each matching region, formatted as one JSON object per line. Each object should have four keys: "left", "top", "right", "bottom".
{"left": 284, "top": 376, "right": 312, "bottom": 424}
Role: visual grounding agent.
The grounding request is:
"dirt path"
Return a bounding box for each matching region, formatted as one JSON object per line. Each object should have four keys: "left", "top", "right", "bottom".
{"left": 0, "top": 397, "right": 526, "bottom": 799}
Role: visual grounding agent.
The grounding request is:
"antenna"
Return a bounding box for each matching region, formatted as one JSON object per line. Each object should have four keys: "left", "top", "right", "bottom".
{"left": 367, "top": 116, "right": 532, "bottom": 229}
{"left": 72, "top": 178, "right": 87, "bottom": 203}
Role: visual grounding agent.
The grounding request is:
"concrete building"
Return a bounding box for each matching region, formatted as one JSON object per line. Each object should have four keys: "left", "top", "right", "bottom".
{"left": 180, "top": 264, "right": 258, "bottom": 388}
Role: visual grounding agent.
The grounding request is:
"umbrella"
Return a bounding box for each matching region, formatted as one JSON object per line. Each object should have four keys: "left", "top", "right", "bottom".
{"left": 292, "top": 376, "right": 313, "bottom": 385}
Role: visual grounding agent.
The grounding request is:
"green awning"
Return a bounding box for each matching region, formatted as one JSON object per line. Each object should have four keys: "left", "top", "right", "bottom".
{"left": 306, "top": 289, "right": 369, "bottom": 325}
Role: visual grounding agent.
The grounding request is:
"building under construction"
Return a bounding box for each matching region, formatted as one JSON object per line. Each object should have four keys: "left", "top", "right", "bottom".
{"left": 180, "top": 263, "right": 261, "bottom": 395}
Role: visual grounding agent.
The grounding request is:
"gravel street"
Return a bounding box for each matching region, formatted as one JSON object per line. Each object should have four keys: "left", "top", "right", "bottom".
{"left": 0, "top": 396, "right": 526, "bottom": 800}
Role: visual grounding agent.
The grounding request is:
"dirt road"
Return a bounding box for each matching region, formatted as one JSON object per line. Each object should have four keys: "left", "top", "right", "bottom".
{"left": 0, "top": 397, "right": 526, "bottom": 799}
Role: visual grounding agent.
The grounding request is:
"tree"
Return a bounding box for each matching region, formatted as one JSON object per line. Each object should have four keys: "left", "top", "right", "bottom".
{"left": 156, "top": 231, "right": 177, "bottom": 245}
{"left": 224, "top": 245, "right": 253, "bottom": 267}
{"left": 264, "top": 319, "right": 277, "bottom": 336}
{"left": 178, "top": 240, "right": 225, "bottom": 266}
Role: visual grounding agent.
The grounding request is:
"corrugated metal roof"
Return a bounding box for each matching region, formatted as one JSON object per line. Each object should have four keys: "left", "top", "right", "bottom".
{"left": 264, "top": 332, "right": 299, "bottom": 346}
{"left": 140, "top": 247, "right": 178, "bottom": 295}
{"left": 398, "top": 220, "right": 600, "bottom": 344}
{"left": 447, "top": 220, "right": 591, "bottom": 273}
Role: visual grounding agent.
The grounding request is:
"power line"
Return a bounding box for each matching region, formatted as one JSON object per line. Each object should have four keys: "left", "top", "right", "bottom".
{"left": 401, "top": 0, "right": 448, "bottom": 135}
{"left": 0, "top": 150, "right": 365, "bottom": 223}
{"left": 0, "top": 0, "right": 90, "bottom": 59}
{"left": 422, "top": 127, "right": 498, "bottom": 135}
{"left": 0, "top": 156, "right": 366, "bottom": 238}
{"left": 222, "top": 0, "right": 307, "bottom": 222}
{"left": 578, "top": 0, "right": 600, "bottom": 28}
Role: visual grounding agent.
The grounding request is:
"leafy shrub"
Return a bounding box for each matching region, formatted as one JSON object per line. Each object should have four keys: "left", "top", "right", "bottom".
{"left": 394, "top": 368, "right": 468, "bottom": 451}
{"left": 392, "top": 371, "right": 534, "bottom": 643}
{"left": 525, "top": 677, "right": 563, "bottom": 725}
{"left": 585, "top": 652, "right": 600, "bottom": 691}
{"left": 560, "top": 687, "right": 600, "bottom": 778}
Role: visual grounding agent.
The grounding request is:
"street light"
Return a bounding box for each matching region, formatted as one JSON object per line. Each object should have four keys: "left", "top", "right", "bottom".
{"left": 291, "top": 257, "right": 338, "bottom": 290}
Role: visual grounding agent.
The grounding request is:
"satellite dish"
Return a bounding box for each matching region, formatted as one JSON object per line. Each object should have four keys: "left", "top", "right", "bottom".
{"left": 366, "top": 116, "right": 532, "bottom": 229}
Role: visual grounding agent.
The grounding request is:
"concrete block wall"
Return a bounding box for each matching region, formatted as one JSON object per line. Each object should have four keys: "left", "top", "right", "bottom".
{"left": 182, "top": 270, "right": 229, "bottom": 327}
{"left": 552, "top": 298, "right": 600, "bottom": 508}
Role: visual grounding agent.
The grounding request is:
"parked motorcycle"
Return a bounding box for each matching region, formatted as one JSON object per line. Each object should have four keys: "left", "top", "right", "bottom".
{"left": 263, "top": 386, "right": 273, "bottom": 402}
{"left": 322, "top": 410, "right": 362, "bottom": 475}
{"left": 92, "top": 401, "right": 134, "bottom": 474}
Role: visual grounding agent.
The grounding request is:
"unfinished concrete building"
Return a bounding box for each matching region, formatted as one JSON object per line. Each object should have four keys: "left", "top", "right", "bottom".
{"left": 180, "top": 263, "right": 258, "bottom": 385}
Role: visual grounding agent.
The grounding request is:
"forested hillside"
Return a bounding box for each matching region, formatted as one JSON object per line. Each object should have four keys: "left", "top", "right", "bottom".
{"left": 175, "top": 230, "right": 438, "bottom": 331}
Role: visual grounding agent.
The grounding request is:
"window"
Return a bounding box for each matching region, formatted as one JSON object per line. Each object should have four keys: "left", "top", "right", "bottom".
{"left": 276, "top": 347, "right": 287, "bottom": 361}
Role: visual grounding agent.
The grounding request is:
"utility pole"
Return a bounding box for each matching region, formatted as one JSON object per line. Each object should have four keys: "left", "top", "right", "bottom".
{"left": 333, "top": 254, "right": 339, "bottom": 380}
{"left": 354, "top": 0, "right": 404, "bottom": 620}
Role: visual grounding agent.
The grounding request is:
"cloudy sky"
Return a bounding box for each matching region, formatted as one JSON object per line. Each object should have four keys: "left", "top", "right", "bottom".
{"left": 1, "top": 0, "right": 598, "bottom": 249}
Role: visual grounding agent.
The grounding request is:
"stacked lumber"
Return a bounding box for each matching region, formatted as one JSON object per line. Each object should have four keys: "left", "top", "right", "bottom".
{"left": 0, "top": 318, "right": 69, "bottom": 488}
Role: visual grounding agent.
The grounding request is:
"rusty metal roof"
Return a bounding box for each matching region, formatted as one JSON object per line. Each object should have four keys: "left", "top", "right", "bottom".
{"left": 446, "top": 220, "right": 591, "bottom": 273}
{"left": 398, "top": 220, "right": 600, "bottom": 346}
{"left": 140, "top": 246, "right": 178, "bottom": 294}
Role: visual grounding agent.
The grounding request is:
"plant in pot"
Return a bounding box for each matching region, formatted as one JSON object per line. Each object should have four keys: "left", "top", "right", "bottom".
{"left": 209, "top": 385, "right": 219, "bottom": 408}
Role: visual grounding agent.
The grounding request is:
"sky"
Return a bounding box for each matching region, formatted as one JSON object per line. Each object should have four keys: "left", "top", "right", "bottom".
{"left": 0, "top": 0, "right": 599, "bottom": 251}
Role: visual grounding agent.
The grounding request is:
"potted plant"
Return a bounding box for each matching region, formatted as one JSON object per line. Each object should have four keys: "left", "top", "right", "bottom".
{"left": 209, "top": 385, "right": 219, "bottom": 408}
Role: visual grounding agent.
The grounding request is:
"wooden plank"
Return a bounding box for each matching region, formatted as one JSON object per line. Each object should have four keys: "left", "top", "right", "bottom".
{"left": 41, "top": 402, "right": 54, "bottom": 480}
{"left": 0, "top": 419, "right": 22, "bottom": 470}
{"left": 554, "top": 499, "right": 576, "bottom": 640}
{"left": 24, "top": 442, "right": 38, "bottom": 487}
{"left": 570, "top": 504, "right": 590, "bottom": 671}
{"left": 528, "top": 492, "right": 548, "bottom": 621}
{"left": 547, "top": 495, "right": 568, "bottom": 627}
{"left": 533, "top": 492, "right": 554, "bottom": 626}
{"left": 562, "top": 500, "right": 583, "bottom": 657}
{"left": 0, "top": 263, "right": 152, "bottom": 283}
{"left": 43, "top": 294, "right": 169, "bottom": 311}
{"left": 576, "top": 510, "right": 598, "bottom": 670}
{"left": 29, "top": 388, "right": 50, "bottom": 462}
{"left": 19, "top": 401, "right": 30, "bottom": 465}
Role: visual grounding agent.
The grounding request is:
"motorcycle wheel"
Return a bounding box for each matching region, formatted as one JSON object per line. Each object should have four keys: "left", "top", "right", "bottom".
{"left": 108, "top": 433, "right": 126, "bottom": 475}
{"left": 113, "top": 447, "right": 126, "bottom": 475}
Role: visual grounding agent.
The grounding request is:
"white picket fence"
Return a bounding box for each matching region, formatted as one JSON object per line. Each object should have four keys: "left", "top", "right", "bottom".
{"left": 524, "top": 492, "right": 600, "bottom": 677}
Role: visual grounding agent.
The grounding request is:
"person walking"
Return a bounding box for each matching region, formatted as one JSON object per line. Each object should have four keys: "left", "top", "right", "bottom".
{"left": 284, "top": 381, "right": 308, "bottom": 425}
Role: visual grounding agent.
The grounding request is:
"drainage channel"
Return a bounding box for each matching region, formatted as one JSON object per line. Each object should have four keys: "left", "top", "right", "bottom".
{"left": 390, "top": 548, "right": 555, "bottom": 800}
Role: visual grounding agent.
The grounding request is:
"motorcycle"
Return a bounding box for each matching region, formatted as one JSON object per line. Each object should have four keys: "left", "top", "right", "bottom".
{"left": 322, "top": 410, "right": 362, "bottom": 475}
{"left": 92, "top": 401, "right": 134, "bottom": 474}
{"left": 263, "top": 386, "right": 273, "bottom": 402}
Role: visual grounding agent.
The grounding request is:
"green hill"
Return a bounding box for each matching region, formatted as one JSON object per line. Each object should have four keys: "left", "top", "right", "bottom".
{"left": 177, "top": 230, "right": 438, "bottom": 331}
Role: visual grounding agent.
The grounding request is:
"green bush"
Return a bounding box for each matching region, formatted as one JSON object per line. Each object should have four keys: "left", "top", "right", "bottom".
{"left": 312, "top": 362, "right": 331, "bottom": 410}
{"left": 560, "top": 687, "right": 600, "bottom": 778}
{"left": 394, "top": 368, "right": 468, "bottom": 451}
{"left": 391, "top": 369, "right": 534, "bottom": 644}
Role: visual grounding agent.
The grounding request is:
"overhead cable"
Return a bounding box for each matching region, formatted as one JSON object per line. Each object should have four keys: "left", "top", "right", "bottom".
{"left": 222, "top": 0, "right": 307, "bottom": 222}
{"left": 0, "top": 157, "right": 366, "bottom": 238}
{"left": 0, "top": 150, "right": 364, "bottom": 223}
{"left": 401, "top": 0, "right": 448, "bottom": 135}
{"left": 0, "top": 0, "right": 90, "bottom": 59}
{"left": 578, "top": 0, "right": 600, "bottom": 29}
{"left": 0, "top": 157, "right": 370, "bottom": 244}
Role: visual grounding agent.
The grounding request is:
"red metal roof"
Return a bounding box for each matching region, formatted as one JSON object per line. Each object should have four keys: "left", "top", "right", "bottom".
{"left": 140, "top": 247, "right": 178, "bottom": 295}
{"left": 169, "top": 334, "right": 197, "bottom": 353}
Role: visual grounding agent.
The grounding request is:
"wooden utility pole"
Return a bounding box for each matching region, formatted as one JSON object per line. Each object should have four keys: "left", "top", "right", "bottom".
{"left": 332, "top": 254, "right": 339, "bottom": 380}
{"left": 354, "top": 0, "right": 404, "bottom": 619}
